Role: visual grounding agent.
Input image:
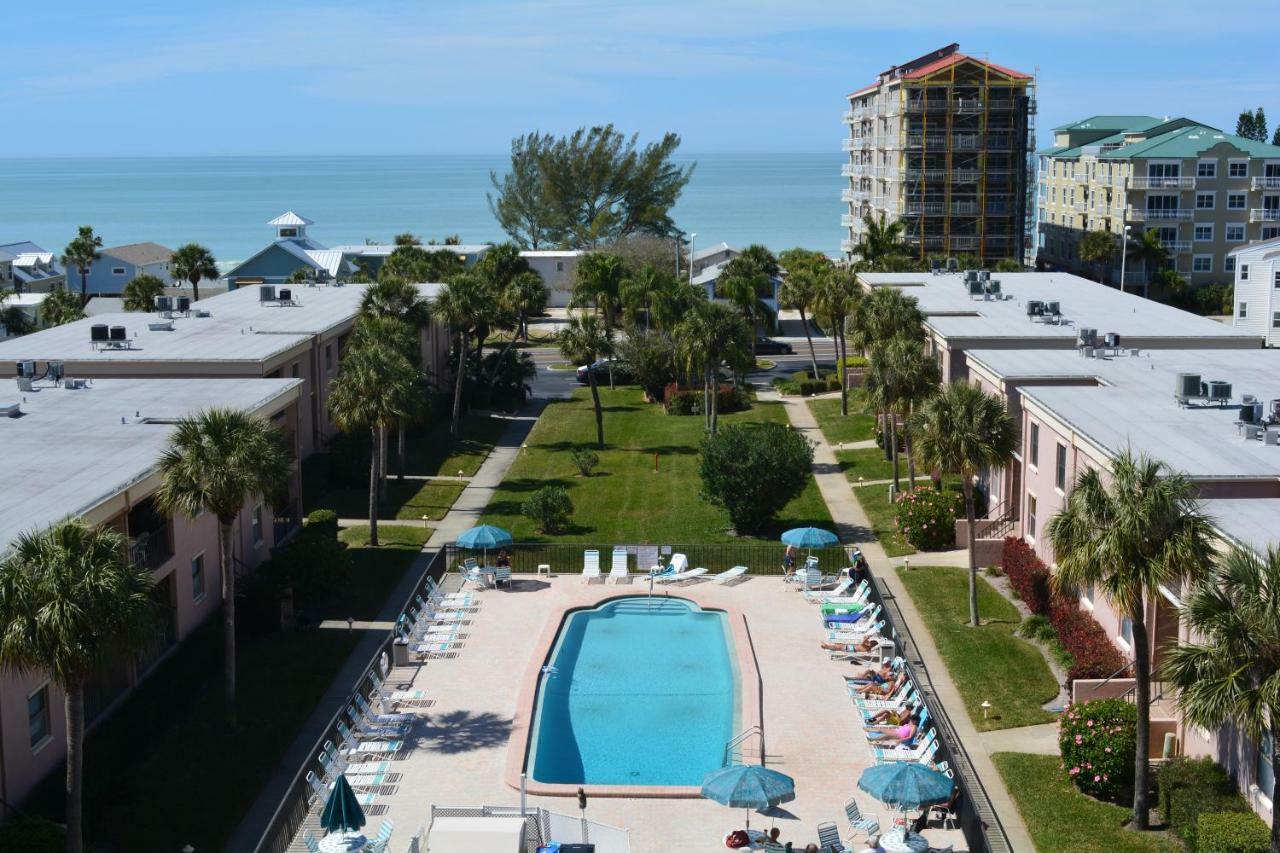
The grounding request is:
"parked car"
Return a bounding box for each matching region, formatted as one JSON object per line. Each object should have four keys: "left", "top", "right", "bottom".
{"left": 576, "top": 358, "right": 634, "bottom": 385}
{"left": 754, "top": 337, "right": 793, "bottom": 355}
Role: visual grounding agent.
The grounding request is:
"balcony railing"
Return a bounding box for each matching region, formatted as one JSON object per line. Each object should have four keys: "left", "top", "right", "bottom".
{"left": 1129, "top": 176, "right": 1195, "bottom": 190}
{"left": 129, "top": 528, "right": 174, "bottom": 572}
{"left": 1159, "top": 240, "right": 1192, "bottom": 253}
{"left": 842, "top": 109, "right": 856, "bottom": 123}
{"left": 841, "top": 163, "right": 858, "bottom": 177}
{"left": 905, "top": 201, "right": 946, "bottom": 216}
{"left": 951, "top": 169, "right": 981, "bottom": 183}
{"left": 1126, "top": 208, "right": 1192, "bottom": 222}
{"left": 1251, "top": 176, "right": 1280, "bottom": 190}
{"left": 840, "top": 188, "right": 856, "bottom": 202}
{"left": 841, "top": 214, "right": 857, "bottom": 227}
{"left": 951, "top": 201, "right": 979, "bottom": 215}
{"left": 1250, "top": 209, "right": 1280, "bottom": 222}
{"left": 903, "top": 98, "right": 983, "bottom": 114}
{"left": 949, "top": 236, "right": 980, "bottom": 251}
{"left": 904, "top": 134, "right": 948, "bottom": 149}
{"left": 840, "top": 239, "right": 856, "bottom": 253}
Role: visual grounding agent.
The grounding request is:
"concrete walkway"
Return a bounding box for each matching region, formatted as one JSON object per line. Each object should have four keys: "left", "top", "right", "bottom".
{"left": 772, "top": 388, "right": 1036, "bottom": 853}
{"left": 978, "top": 723, "right": 1061, "bottom": 756}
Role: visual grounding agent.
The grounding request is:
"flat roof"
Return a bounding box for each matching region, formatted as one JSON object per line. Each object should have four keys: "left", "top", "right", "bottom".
{"left": 858, "top": 271, "right": 1261, "bottom": 347}
{"left": 0, "top": 282, "right": 443, "bottom": 367}
{"left": 1199, "top": 498, "right": 1280, "bottom": 557}
{"left": 968, "top": 347, "right": 1280, "bottom": 479}
{"left": 0, "top": 377, "right": 300, "bottom": 552}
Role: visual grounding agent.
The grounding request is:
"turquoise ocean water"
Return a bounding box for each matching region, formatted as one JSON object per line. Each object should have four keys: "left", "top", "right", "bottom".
{"left": 0, "top": 153, "right": 844, "bottom": 265}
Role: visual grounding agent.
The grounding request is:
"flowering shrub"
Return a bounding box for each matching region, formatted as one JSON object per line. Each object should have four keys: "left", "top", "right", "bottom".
{"left": 1001, "top": 537, "right": 1052, "bottom": 614}
{"left": 895, "top": 486, "right": 963, "bottom": 551}
{"left": 1048, "top": 594, "right": 1127, "bottom": 683}
{"left": 1059, "top": 698, "right": 1136, "bottom": 801}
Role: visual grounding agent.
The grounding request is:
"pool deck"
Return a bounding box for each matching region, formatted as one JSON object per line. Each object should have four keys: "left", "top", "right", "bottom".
{"left": 300, "top": 574, "right": 969, "bottom": 852}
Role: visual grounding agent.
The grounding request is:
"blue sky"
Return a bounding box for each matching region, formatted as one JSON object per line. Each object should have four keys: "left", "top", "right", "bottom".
{"left": 5, "top": 0, "right": 1278, "bottom": 157}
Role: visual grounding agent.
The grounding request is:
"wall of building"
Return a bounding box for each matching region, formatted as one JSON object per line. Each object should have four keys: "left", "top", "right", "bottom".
{"left": 524, "top": 255, "right": 579, "bottom": 309}
{"left": 1232, "top": 250, "right": 1280, "bottom": 345}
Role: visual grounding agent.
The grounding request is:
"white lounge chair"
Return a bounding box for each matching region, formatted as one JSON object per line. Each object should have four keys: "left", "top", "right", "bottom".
{"left": 582, "top": 549, "right": 602, "bottom": 583}
{"left": 654, "top": 565, "right": 708, "bottom": 584}
{"left": 609, "top": 548, "right": 629, "bottom": 583}
{"left": 803, "top": 576, "right": 853, "bottom": 602}
{"left": 710, "top": 565, "right": 749, "bottom": 585}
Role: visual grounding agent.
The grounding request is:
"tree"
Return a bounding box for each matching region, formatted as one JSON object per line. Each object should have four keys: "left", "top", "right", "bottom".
{"left": 358, "top": 276, "right": 432, "bottom": 479}
{"left": 852, "top": 213, "right": 908, "bottom": 269}
{"left": 911, "top": 382, "right": 1018, "bottom": 626}
{"left": 649, "top": 271, "right": 704, "bottom": 332}
{"left": 0, "top": 290, "right": 35, "bottom": 336}
{"left": 155, "top": 409, "right": 290, "bottom": 718}
{"left": 489, "top": 125, "right": 694, "bottom": 249}
{"left": 617, "top": 327, "right": 677, "bottom": 402}
{"left": 328, "top": 343, "right": 421, "bottom": 546}
{"left": 61, "top": 226, "right": 102, "bottom": 306}
{"left": 1163, "top": 544, "right": 1280, "bottom": 853}
{"left": 41, "top": 285, "right": 86, "bottom": 326}
{"left": 0, "top": 520, "right": 156, "bottom": 853}
{"left": 522, "top": 486, "right": 574, "bottom": 534}
{"left": 359, "top": 275, "right": 430, "bottom": 328}
{"left": 287, "top": 267, "right": 312, "bottom": 284}
{"left": 846, "top": 285, "right": 924, "bottom": 356}
{"left": 431, "top": 273, "right": 490, "bottom": 436}
{"left": 1236, "top": 108, "right": 1269, "bottom": 143}
{"left": 380, "top": 244, "right": 466, "bottom": 284}
{"left": 1126, "top": 229, "right": 1172, "bottom": 287}
{"left": 558, "top": 314, "right": 614, "bottom": 449}
{"left": 1078, "top": 230, "right": 1117, "bottom": 284}
{"left": 717, "top": 245, "right": 779, "bottom": 354}
{"left": 351, "top": 313, "right": 427, "bottom": 485}
{"left": 674, "top": 301, "right": 752, "bottom": 434}
{"left": 1236, "top": 110, "right": 1257, "bottom": 141}
{"left": 393, "top": 232, "right": 421, "bottom": 246}
{"left": 121, "top": 273, "right": 167, "bottom": 312}
{"left": 504, "top": 270, "right": 547, "bottom": 342}
{"left": 814, "top": 267, "right": 861, "bottom": 416}
{"left": 1046, "top": 451, "right": 1215, "bottom": 831}
{"left": 1274, "top": 126, "right": 1280, "bottom": 147}
{"left": 606, "top": 234, "right": 681, "bottom": 278}
{"left": 699, "top": 421, "right": 814, "bottom": 533}
{"left": 569, "top": 252, "right": 627, "bottom": 328}
{"left": 865, "top": 338, "right": 940, "bottom": 492}
{"left": 170, "top": 243, "right": 218, "bottom": 303}
{"left": 778, "top": 248, "right": 832, "bottom": 379}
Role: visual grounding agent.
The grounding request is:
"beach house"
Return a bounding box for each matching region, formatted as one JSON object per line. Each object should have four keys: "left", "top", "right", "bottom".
{"left": 0, "top": 242, "right": 65, "bottom": 293}
{"left": 76, "top": 241, "right": 176, "bottom": 296}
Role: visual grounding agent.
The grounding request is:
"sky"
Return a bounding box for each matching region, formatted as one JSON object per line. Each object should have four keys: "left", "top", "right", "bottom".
{"left": 4, "top": 0, "right": 1279, "bottom": 158}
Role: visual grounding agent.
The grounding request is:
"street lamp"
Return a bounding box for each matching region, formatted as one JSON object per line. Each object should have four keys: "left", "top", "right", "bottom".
{"left": 689, "top": 233, "right": 697, "bottom": 284}
{"left": 1118, "top": 224, "right": 1131, "bottom": 294}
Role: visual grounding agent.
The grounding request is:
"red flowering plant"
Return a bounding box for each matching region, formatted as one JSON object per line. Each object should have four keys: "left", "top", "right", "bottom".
{"left": 895, "top": 486, "right": 962, "bottom": 551}
{"left": 1059, "top": 698, "right": 1136, "bottom": 800}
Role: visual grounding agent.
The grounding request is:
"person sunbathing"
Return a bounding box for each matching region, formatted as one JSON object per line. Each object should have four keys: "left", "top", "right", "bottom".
{"left": 866, "top": 706, "right": 912, "bottom": 726}
{"left": 866, "top": 714, "right": 919, "bottom": 745}
{"left": 822, "top": 633, "right": 880, "bottom": 654}
{"left": 849, "top": 662, "right": 894, "bottom": 685}
{"left": 855, "top": 671, "right": 906, "bottom": 698}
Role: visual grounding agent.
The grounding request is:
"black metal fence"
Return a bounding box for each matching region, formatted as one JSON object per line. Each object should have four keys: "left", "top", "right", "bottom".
{"left": 442, "top": 541, "right": 855, "bottom": 577}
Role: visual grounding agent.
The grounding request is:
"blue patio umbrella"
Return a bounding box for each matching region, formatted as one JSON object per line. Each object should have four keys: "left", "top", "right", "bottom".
{"left": 701, "top": 764, "right": 796, "bottom": 828}
{"left": 456, "top": 524, "right": 513, "bottom": 564}
{"left": 780, "top": 527, "right": 839, "bottom": 549}
{"left": 856, "top": 762, "right": 954, "bottom": 811}
{"left": 320, "top": 774, "right": 367, "bottom": 835}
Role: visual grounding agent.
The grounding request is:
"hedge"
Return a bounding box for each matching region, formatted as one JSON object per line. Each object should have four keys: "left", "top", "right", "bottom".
{"left": 1196, "top": 811, "right": 1270, "bottom": 853}
{"left": 1158, "top": 757, "right": 1253, "bottom": 846}
{"left": 1059, "top": 698, "right": 1136, "bottom": 800}
{"left": 1002, "top": 536, "right": 1052, "bottom": 614}
{"left": 663, "top": 384, "right": 748, "bottom": 416}
{"left": 305, "top": 509, "right": 340, "bottom": 539}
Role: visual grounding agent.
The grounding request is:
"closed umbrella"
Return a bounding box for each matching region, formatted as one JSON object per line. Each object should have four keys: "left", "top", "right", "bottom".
{"left": 456, "top": 524, "right": 513, "bottom": 566}
{"left": 701, "top": 764, "right": 795, "bottom": 829}
{"left": 320, "top": 774, "right": 367, "bottom": 835}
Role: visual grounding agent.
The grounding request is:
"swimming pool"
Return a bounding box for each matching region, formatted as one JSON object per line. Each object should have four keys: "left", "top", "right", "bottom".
{"left": 527, "top": 597, "right": 740, "bottom": 787}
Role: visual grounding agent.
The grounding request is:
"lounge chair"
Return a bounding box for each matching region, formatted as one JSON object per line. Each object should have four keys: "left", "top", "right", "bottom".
{"left": 761, "top": 842, "right": 786, "bottom": 853}
{"left": 306, "top": 771, "right": 378, "bottom": 806}
{"left": 874, "top": 730, "right": 938, "bottom": 763}
{"left": 304, "top": 832, "right": 321, "bottom": 853}
{"left": 818, "top": 581, "right": 872, "bottom": 606}
{"left": 793, "top": 566, "right": 823, "bottom": 590}
{"left": 582, "top": 549, "right": 602, "bottom": 583}
{"left": 710, "top": 565, "right": 749, "bottom": 585}
{"left": 844, "top": 798, "right": 881, "bottom": 842}
{"left": 854, "top": 680, "right": 915, "bottom": 711}
{"left": 367, "top": 819, "right": 396, "bottom": 853}
{"left": 815, "top": 821, "right": 853, "bottom": 853}
{"left": 803, "top": 576, "right": 854, "bottom": 602}
{"left": 458, "top": 558, "right": 486, "bottom": 588}
{"left": 654, "top": 564, "right": 708, "bottom": 584}
{"left": 354, "top": 694, "right": 416, "bottom": 726}
{"left": 335, "top": 722, "right": 403, "bottom": 758}
{"left": 493, "top": 566, "right": 512, "bottom": 589}
{"left": 609, "top": 548, "right": 629, "bottom": 584}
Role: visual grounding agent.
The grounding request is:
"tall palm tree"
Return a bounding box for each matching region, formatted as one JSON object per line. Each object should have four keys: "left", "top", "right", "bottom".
{"left": 673, "top": 301, "right": 752, "bottom": 434}
{"left": 852, "top": 213, "right": 908, "bottom": 269}
{"left": 558, "top": 314, "right": 614, "bottom": 448}
{"left": 1163, "top": 544, "right": 1280, "bottom": 852}
{"left": 1046, "top": 451, "right": 1215, "bottom": 831}
{"left": 620, "top": 263, "right": 676, "bottom": 330}
{"left": 393, "top": 232, "right": 421, "bottom": 246}
{"left": 351, "top": 313, "right": 426, "bottom": 484}
{"left": 155, "top": 409, "right": 290, "bottom": 718}
{"left": 866, "top": 338, "right": 940, "bottom": 492}
{"left": 1126, "top": 229, "right": 1171, "bottom": 288}
{"left": 911, "top": 382, "right": 1018, "bottom": 626}
{"left": 329, "top": 343, "right": 421, "bottom": 545}
{"left": 359, "top": 275, "right": 430, "bottom": 327}
{"left": 0, "top": 520, "right": 156, "bottom": 853}
{"left": 432, "top": 272, "right": 490, "bottom": 436}
{"left": 649, "top": 273, "right": 704, "bottom": 333}
{"left": 716, "top": 252, "right": 776, "bottom": 356}
{"left": 778, "top": 249, "right": 831, "bottom": 379}
{"left": 170, "top": 243, "right": 218, "bottom": 303}
{"left": 61, "top": 226, "right": 102, "bottom": 306}
{"left": 846, "top": 285, "right": 925, "bottom": 356}
{"left": 815, "top": 267, "right": 861, "bottom": 416}
{"left": 571, "top": 253, "right": 627, "bottom": 327}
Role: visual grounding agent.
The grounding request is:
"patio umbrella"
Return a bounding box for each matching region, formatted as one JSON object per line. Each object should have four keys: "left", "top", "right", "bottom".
{"left": 781, "top": 526, "right": 839, "bottom": 563}
{"left": 701, "top": 764, "right": 795, "bottom": 829}
{"left": 455, "top": 524, "right": 513, "bottom": 565}
{"left": 856, "top": 762, "right": 954, "bottom": 811}
{"left": 320, "top": 774, "right": 367, "bottom": 835}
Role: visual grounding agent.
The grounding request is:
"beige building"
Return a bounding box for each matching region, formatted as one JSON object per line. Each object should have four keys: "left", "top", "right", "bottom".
{"left": 843, "top": 43, "right": 1036, "bottom": 265}
{"left": 1037, "top": 116, "right": 1280, "bottom": 290}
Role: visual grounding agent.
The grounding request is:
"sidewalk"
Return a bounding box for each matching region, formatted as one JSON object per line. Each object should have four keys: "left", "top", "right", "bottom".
{"left": 771, "top": 388, "right": 1036, "bottom": 853}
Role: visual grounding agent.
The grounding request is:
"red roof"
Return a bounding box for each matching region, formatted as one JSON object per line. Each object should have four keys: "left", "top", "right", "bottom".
{"left": 903, "top": 53, "right": 1031, "bottom": 80}
{"left": 847, "top": 82, "right": 879, "bottom": 98}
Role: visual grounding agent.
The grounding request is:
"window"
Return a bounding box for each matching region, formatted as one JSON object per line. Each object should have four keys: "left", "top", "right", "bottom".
{"left": 1226, "top": 257, "right": 1236, "bottom": 273}
{"left": 1195, "top": 192, "right": 1215, "bottom": 209}
{"left": 1119, "top": 616, "right": 1134, "bottom": 646}
{"left": 191, "top": 553, "right": 205, "bottom": 603}
{"left": 112, "top": 266, "right": 126, "bottom": 275}
{"left": 279, "top": 227, "right": 299, "bottom": 238}
{"left": 1260, "top": 728, "right": 1275, "bottom": 803}
{"left": 1055, "top": 443, "right": 1068, "bottom": 490}
{"left": 1193, "top": 255, "right": 1213, "bottom": 273}
{"left": 28, "top": 686, "right": 50, "bottom": 749}
{"left": 290, "top": 362, "right": 300, "bottom": 378}
{"left": 1272, "top": 311, "right": 1280, "bottom": 329}
{"left": 556, "top": 261, "right": 565, "bottom": 272}
{"left": 1197, "top": 160, "right": 1217, "bottom": 178}
{"left": 1148, "top": 162, "right": 1180, "bottom": 178}
{"left": 1226, "top": 224, "right": 1246, "bottom": 242}
{"left": 1239, "top": 302, "right": 1249, "bottom": 319}
{"left": 1266, "top": 227, "right": 1280, "bottom": 240}
{"left": 1029, "top": 423, "right": 1040, "bottom": 468}
{"left": 1194, "top": 224, "right": 1213, "bottom": 242}
{"left": 1275, "top": 270, "right": 1280, "bottom": 289}
{"left": 1027, "top": 494, "right": 1038, "bottom": 540}
{"left": 1241, "top": 264, "right": 1250, "bottom": 281}
{"left": 1228, "top": 161, "right": 1249, "bottom": 178}
{"left": 251, "top": 505, "right": 264, "bottom": 546}
{"left": 324, "top": 344, "right": 333, "bottom": 370}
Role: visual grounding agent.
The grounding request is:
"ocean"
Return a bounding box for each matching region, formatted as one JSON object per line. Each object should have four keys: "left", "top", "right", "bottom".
{"left": 0, "top": 153, "right": 845, "bottom": 266}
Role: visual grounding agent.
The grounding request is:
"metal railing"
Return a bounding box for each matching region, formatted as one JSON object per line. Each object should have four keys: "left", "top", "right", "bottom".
{"left": 1251, "top": 176, "right": 1280, "bottom": 190}
{"left": 1127, "top": 208, "right": 1192, "bottom": 222}
{"left": 1129, "top": 176, "right": 1195, "bottom": 190}
{"left": 1250, "top": 209, "right": 1280, "bottom": 222}
{"left": 463, "top": 542, "right": 849, "bottom": 577}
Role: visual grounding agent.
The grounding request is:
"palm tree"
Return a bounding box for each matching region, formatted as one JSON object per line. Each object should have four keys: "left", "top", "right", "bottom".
{"left": 558, "top": 314, "right": 614, "bottom": 448}
{"left": 0, "top": 289, "right": 35, "bottom": 336}
{"left": 673, "top": 301, "right": 752, "bottom": 434}
{"left": 620, "top": 263, "right": 674, "bottom": 330}
{"left": 393, "top": 232, "right": 421, "bottom": 246}
{"left": 852, "top": 214, "right": 908, "bottom": 269}
{"left": 846, "top": 285, "right": 925, "bottom": 356}
{"left": 121, "top": 273, "right": 167, "bottom": 312}
{"left": 0, "top": 520, "right": 156, "bottom": 853}
{"left": 866, "top": 338, "right": 940, "bottom": 492}
{"left": 170, "top": 243, "right": 218, "bottom": 303}
{"left": 1163, "top": 544, "right": 1280, "bottom": 852}
{"left": 359, "top": 275, "right": 430, "bottom": 327}
{"left": 155, "top": 409, "right": 290, "bottom": 718}
{"left": 1046, "top": 451, "right": 1215, "bottom": 831}
{"left": 506, "top": 270, "right": 547, "bottom": 341}
{"left": 716, "top": 249, "right": 777, "bottom": 356}
{"left": 329, "top": 343, "right": 421, "bottom": 545}
{"left": 432, "top": 273, "right": 489, "bottom": 436}
{"left": 778, "top": 249, "right": 831, "bottom": 379}
{"left": 350, "top": 312, "right": 426, "bottom": 484}
{"left": 815, "top": 267, "right": 861, "bottom": 416}
{"left": 41, "top": 285, "right": 86, "bottom": 327}
{"left": 1078, "top": 230, "right": 1117, "bottom": 284}
{"left": 571, "top": 253, "right": 627, "bottom": 327}
{"left": 649, "top": 273, "right": 704, "bottom": 333}
{"left": 1126, "top": 230, "right": 1171, "bottom": 288}
{"left": 61, "top": 226, "right": 102, "bottom": 306}
{"left": 911, "top": 382, "right": 1018, "bottom": 626}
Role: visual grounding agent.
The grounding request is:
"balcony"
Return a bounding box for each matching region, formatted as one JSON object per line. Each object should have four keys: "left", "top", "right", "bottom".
{"left": 904, "top": 134, "right": 948, "bottom": 149}
{"left": 951, "top": 201, "right": 979, "bottom": 216}
{"left": 841, "top": 214, "right": 858, "bottom": 227}
{"left": 1250, "top": 209, "right": 1280, "bottom": 222}
{"left": 1126, "top": 208, "right": 1192, "bottom": 222}
{"left": 842, "top": 109, "right": 856, "bottom": 123}
{"left": 1251, "top": 176, "right": 1280, "bottom": 190}
{"left": 905, "top": 201, "right": 946, "bottom": 216}
{"left": 949, "top": 236, "right": 980, "bottom": 251}
{"left": 1159, "top": 240, "right": 1192, "bottom": 253}
{"left": 951, "top": 169, "right": 981, "bottom": 183}
{"left": 986, "top": 98, "right": 1019, "bottom": 111}
{"left": 841, "top": 188, "right": 860, "bottom": 202}
{"left": 1129, "top": 176, "right": 1195, "bottom": 190}
{"left": 840, "top": 239, "right": 856, "bottom": 253}
{"left": 841, "top": 163, "right": 858, "bottom": 177}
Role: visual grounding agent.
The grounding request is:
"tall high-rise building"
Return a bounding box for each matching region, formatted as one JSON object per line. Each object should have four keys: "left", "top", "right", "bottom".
{"left": 842, "top": 44, "right": 1036, "bottom": 265}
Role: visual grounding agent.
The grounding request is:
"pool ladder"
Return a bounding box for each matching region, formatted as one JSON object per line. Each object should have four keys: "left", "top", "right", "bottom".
{"left": 723, "top": 725, "right": 765, "bottom": 765}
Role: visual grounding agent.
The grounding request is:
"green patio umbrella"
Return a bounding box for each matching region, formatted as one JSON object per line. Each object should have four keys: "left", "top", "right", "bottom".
{"left": 320, "top": 774, "right": 367, "bottom": 835}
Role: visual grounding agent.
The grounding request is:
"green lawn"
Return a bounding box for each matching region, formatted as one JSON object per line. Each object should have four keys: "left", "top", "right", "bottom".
{"left": 854, "top": 483, "right": 915, "bottom": 557}
{"left": 836, "top": 447, "right": 897, "bottom": 482}
{"left": 403, "top": 413, "right": 509, "bottom": 477}
{"left": 993, "top": 753, "right": 1180, "bottom": 853}
{"left": 304, "top": 475, "right": 465, "bottom": 521}
{"left": 27, "top": 526, "right": 428, "bottom": 852}
{"left": 478, "top": 388, "right": 833, "bottom": 542}
{"left": 807, "top": 394, "right": 876, "bottom": 445}
{"left": 897, "top": 566, "right": 1058, "bottom": 731}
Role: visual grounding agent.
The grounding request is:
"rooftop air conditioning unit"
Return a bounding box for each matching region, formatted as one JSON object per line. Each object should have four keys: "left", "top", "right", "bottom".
{"left": 0, "top": 401, "right": 20, "bottom": 417}
{"left": 108, "top": 326, "right": 127, "bottom": 342}
{"left": 1077, "top": 328, "right": 1097, "bottom": 347}
{"left": 259, "top": 285, "right": 277, "bottom": 303}
{"left": 1046, "top": 301, "right": 1061, "bottom": 316}
{"left": 47, "top": 361, "right": 64, "bottom": 382}
{"left": 1176, "top": 373, "right": 1201, "bottom": 399}
{"left": 1103, "top": 331, "right": 1120, "bottom": 348}
{"left": 1272, "top": 399, "right": 1280, "bottom": 421}
{"left": 175, "top": 296, "right": 191, "bottom": 313}
{"left": 90, "top": 324, "right": 109, "bottom": 343}
{"left": 1026, "top": 300, "right": 1044, "bottom": 317}
{"left": 946, "top": 257, "right": 959, "bottom": 272}
{"left": 1208, "top": 381, "right": 1232, "bottom": 403}
{"left": 278, "top": 287, "right": 292, "bottom": 302}
{"left": 968, "top": 280, "right": 984, "bottom": 296}
{"left": 980, "top": 270, "right": 991, "bottom": 282}
{"left": 986, "top": 280, "right": 1002, "bottom": 295}
{"left": 154, "top": 295, "right": 172, "bottom": 313}
{"left": 14, "top": 360, "right": 35, "bottom": 379}
{"left": 930, "top": 259, "right": 943, "bottom": 274}
{"left": 1241, "top": 399, "right": 1263, "bottom": 424}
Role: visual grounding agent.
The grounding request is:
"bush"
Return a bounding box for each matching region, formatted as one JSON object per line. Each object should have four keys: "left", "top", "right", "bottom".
{"left": 305, "top": 509, "right": 339, "bottom": 539}
{"left": 699, "top": 421, "right": 814, "bottom": 533}
{"left": 522, "top": 485, "right": 574, "bottom": 534}
{"left": 1059, "top": 698, "right": 1136, "bottom": 801}
{"left": 1048, "top": 593, "right": 1126, "bottom": 683}
{"left": 1196, "top": 811, "right": 1270, "bottom": 853}
{"left": 1001, "top": 537, "right": 1052, "bottom": 615}
{"left": 570, "top": 447, "right": 599, "bottom": 477}
{"left": 272, "top": 528, "right": 354, "bottom": 604}
{"left": 666, "top": 390, "right": 699, "bottom": 415}
{"left": 1158, "top": 757, "right": 1251, "bottom": 845}
{"left": 1017, "top": 614, "right": 1055, "bottom": 642}
{"left": 840, "top": 355, "right": 869, "bottom": 369}
{"left": 895, "top": 486, "right": 962, "bottom": 550}
{"left": 662, "top": 385, "right": 748, "bottom": 416}
{"left": 616, "top": 329, "right": 676, "bottom": 402}
{"left": 1191, "top": 283, "right": 1234, "bottom": 317}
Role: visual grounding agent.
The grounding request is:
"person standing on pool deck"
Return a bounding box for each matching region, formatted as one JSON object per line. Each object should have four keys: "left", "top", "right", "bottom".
{"left": 783, "top": 543, "right": 798, "bottom": 576}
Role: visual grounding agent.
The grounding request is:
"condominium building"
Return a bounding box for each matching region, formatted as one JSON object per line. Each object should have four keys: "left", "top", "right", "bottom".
{"left": 842, "top": 43, "right": 1036, "bottom": 265}
{"left": 1037, "top": 117, "right": 1280, "bottom": 289}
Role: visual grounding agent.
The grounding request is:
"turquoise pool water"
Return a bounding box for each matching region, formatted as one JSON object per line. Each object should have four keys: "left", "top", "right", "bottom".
{"left": 528, "top": 597, "right": 740, "bottom": 787}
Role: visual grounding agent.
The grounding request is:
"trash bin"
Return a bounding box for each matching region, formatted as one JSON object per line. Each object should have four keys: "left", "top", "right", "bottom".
{"left": 392, "top": 638, "right": 410, "bottom": 667}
